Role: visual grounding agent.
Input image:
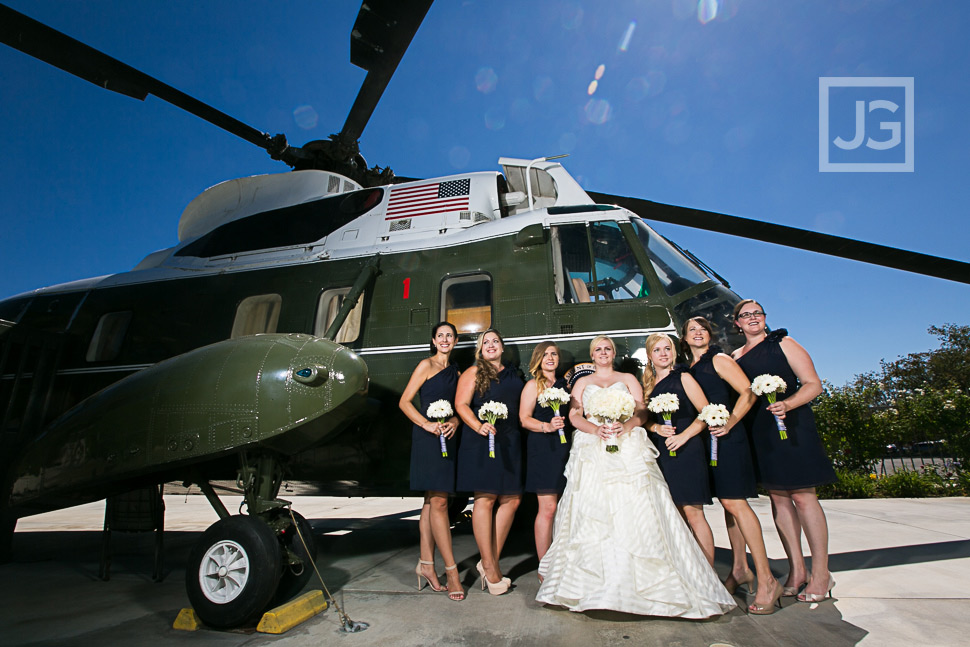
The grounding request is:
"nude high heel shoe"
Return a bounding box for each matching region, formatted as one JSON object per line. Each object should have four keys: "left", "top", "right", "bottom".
{"left": 476, "top": 560, "right": 510, "bottom": 595}
{"left": 415, "top": 559, "right": 445, "bottom": 592}
{"left": 748, "top": 579, "right": 783, "bottom": 615}
{"left": 723, "top": 569, "right": 755, "bottom": 595}
{"left": 797, "top": 575, "right": 835, "bottom": 603}
{"left": 444, "top": 563, "right": 464, "bottom": 601}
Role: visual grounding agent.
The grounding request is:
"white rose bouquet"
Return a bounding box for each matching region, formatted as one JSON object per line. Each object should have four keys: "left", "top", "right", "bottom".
{"left": 750, "top": 374, "right": 789, "bottom": 439}
{"left": 538, "top": 387, "right": 571, "bottom": 444}
{"left": 697, "top": 403, "right": 730, "bottom": 466}
{"left": 585, "top": 387, "right": 635, "bottom": 453}
{"left": 426, "top": 399, "right": 454, "bottom": 457}
{"left": 647, "top": 393, "right": 680, "bottom": 456}
{"left": 478, "top": 401, "right": 508, "bottom": 458}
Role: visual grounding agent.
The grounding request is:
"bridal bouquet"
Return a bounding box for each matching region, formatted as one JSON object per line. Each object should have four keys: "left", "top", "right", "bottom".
{"left": 751, "top": 374, "right": 789, "bottom": 439}
{"left": 538, "top": 387, "right": 571, "bottom": 444}
{"left": 585, "top": 388, "right": 635, "bottom": 453}
{"left": 478, "top": 401, "right": 508, "bottom": 458}
{"left": 647, "top": 393, "right": 680, "bottom": 456}
{"left": 426, "top": 399, "right": 453, "bottom": 457}
{"left": 697, "top": 403, "right": 730, "bottom": 466}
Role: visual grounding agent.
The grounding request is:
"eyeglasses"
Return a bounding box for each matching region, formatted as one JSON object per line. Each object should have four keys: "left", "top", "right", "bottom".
{"left": 736, "top": 311, "right": 766, "bottom": 320}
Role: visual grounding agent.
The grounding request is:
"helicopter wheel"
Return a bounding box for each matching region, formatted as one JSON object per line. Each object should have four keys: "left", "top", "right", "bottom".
{"left": 185, "top": 515, "right": 281, "bottom": 629}
{"left": 270, "top": 510, "right": 317, "bottom": 606}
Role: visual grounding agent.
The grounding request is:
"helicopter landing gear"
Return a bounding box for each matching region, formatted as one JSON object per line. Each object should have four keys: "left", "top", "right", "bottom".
{"left": 186, "top": 452, "right": 317, "bottom": 628}
{"left": 186, "top": 515, "right": 282, "bottom": 628}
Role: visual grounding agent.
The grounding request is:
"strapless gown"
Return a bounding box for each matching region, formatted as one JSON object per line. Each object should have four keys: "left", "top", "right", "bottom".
{"left": 535, "top": 383, "right": 736, "bottom": 618}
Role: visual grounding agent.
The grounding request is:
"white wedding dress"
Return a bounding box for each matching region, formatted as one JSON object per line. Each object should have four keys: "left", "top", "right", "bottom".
{"left": 535, "top": 382, "right": 736, "bottom": 618}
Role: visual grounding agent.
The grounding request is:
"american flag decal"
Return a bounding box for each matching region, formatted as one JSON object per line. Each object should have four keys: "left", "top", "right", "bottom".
{"left": 385, "top": 179, "right": 470, "bottom": 220}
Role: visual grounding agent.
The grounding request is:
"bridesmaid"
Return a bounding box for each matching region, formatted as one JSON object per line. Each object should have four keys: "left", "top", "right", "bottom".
{"left": 398, "top": 321, "right": 464, "bottom": 601}
{"left": 455, "top": 329, "right": 524, "bottom": 595}
{"left": 642, "top": 333, "right": 716, "bottom": 565}
{"left": 731, "top": 299, "right": 838, "bottom": 603}
{"left": 518, "top": 341, "right": 569, "bottom": 574}
{"left": 683, "top": 316, "right": 782, "bottom": 614}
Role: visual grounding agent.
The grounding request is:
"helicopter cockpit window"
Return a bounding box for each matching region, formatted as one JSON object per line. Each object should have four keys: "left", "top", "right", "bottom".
{"left": 315, "top": 288, "right": 364, "bottom": 343}
{"left": 631, "top": 220, "right": 711, "bottom": 296}
{"left": 175, "top": 188, "right": 384, "bottom": 258}
{"left": 441, "top": 275, "right": 492, "bottom": 335}
{"left": 552, "top": 221, "right": 649, "bottom": 303}
{"left": 231, "top": 294, "right": 281, "bottom": 338}
{"left": 86, "top": 311, "right": 132, "bottom": 362}
{"left": 501, "top": 165, "right": 558, "bottom": 213}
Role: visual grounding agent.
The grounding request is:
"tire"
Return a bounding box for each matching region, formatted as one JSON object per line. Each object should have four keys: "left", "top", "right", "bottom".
{"left": 271, "top": 510, "right": 317, "bottom": 606}
{"left": 186, "top": 515, "right": 282, "bottom": 629}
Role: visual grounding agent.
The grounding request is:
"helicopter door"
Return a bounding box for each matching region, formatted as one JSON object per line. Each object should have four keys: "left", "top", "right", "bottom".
{"left": 440, "top": 274, "right": 492, "bottom": 335}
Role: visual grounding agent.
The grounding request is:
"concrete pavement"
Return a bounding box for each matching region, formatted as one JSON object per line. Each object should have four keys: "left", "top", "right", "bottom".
{"left": 2, "top": 494, "right": 967, "bottom": 646}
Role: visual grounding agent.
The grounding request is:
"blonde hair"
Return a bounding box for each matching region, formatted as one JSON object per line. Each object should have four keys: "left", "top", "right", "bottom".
{"left": 588, "top": 335, "right": 616, "bottom": 359}
{"left": 474, "top": 329, "right": 505, "bottom": 396}
{"left": 641, "top": 333, "right": 676, "bottom": 398}
{"left": 528, "top": 341, "right": 559, "bottom": 393}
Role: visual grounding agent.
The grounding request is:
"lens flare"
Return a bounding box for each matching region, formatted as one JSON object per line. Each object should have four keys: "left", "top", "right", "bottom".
{"left": 534, "top": 76, "right": 553, "bottom": 101}
{"left": 594, "top": 64, "right": 606, "bottom": 81}
{"left": 619, "top": 21, "right": 636, "bottom": 51}
{"left": 484, "top": 109, "right": 506, "bottom": 131}
{"left": 584, "top": 98, "right": 611, "bottom": 125}
{"left": 475, "top": 67, "right": 498, "bottom": 94}
{"left": 697, "top": 0, "right": 719, "bottom": 24}
{"left": 561, "top": 4, "right": 583, "bottom": 29}
{"left": 293, "top": 105, "right": 318, "bottom": 130}
{"left": 587, "top": 80, "right": 599, "bottom": 95}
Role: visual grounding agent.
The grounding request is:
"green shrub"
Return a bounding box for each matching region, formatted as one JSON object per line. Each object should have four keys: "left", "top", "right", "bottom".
{"left": 818, "top": 470, "right": 877, "bottom": 499}
{"left": 877, "top": 470, "right": 935, "bottom": 497}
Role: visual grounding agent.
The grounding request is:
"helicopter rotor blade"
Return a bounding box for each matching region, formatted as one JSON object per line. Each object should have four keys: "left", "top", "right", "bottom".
{"left": 0, "top": 3, "right": 283, "bottom": 156}
{"left": 337, "top": 0, "right": 433, "bottom": 144}
{"left": 587, "top": 191, "right": 970, "bottom": 285}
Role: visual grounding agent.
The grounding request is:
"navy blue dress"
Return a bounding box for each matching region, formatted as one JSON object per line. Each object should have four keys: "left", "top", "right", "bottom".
{"left": 735, "top": 330, "right": 837, "bottom": 490}
{"left": 525, "top": 378, "right": 571, "bottom": 496}
{"left": 649, "top": 367, "right": 712, "bottom": 506}
{"left": 409, "top": 364, "right": 458, "bottom": 493}
{"left": 690, "top": 347, "right": 757, "bottom": 500}
{"left": 456, "top": 365, "right": 524, "bottom": 495}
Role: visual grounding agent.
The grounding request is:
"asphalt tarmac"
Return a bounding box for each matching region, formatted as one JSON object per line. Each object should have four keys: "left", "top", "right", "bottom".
{"left": 2, "top": 494, "right": 967, "bottom": 646}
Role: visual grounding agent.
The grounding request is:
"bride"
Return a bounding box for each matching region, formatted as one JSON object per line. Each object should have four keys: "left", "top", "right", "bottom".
{"left": 536, "top": 335, "right": 735, "bottom": 618}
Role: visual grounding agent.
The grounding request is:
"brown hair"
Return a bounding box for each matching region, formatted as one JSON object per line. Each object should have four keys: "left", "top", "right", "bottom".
{"left": 429, "top": 321, "right": 458, "bottom": 355}
{"left": 680, "top": 316, "right": 714, "bottom": 354}
{"left": 528, "top": 341, "right": 559, "bottom": 393}
{"left": 641, "top": 332, "right": 676, "bottom": 399}
{"left": 733, "top": 299, "right": 764, "bottom": 320}
{"left": 474, "top": 328, "right": 505, "bottom": 396}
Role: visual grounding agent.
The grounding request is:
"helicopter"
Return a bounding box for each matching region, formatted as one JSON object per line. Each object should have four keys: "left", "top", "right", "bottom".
{"left": 2, "top": 0, "right": 969, "bottom": 630}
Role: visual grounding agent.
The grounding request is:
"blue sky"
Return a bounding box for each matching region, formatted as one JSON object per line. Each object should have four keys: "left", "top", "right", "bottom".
{"left": 1, "top": 0, "right": 967, "bottom": 386}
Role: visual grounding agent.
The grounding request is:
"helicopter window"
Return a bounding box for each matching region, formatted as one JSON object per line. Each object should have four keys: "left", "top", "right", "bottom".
{"left": 632, "top": 220, "right": 711, "bottom": 296}
{"left": 175, "top": 188, "right": 384, "bottom": 258}
{"left": 315, "top": 288, "right": 364, "bottom": 343}
{"left": 441, "top": 275, "right": 492, "bottom": 335}
{"left": 85, "top": 311, "right": 132, "bottom": 362}
{"left": 501, "top": 165, "right": 558, "bottom": 212}
{"left": 231, "top": 294, "right": 281, "bottom": 338}
{"left": 552, "top": 221, "right": 649, "bottom": 303}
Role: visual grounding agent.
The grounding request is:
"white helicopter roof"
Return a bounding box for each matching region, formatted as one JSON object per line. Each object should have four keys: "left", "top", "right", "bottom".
{"left": 177, "top": 170, "right": 362, "bottom": 242}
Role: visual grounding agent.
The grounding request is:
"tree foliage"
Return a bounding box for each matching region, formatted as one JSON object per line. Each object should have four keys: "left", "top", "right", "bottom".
{"left": 814, "top": 324, "right": 970, "bottom": 476}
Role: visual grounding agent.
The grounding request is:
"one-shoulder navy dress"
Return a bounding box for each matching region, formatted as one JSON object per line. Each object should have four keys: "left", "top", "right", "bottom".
{"left": 456, "top": 365, "right": 524, "bottom": 495}
{"left": 649, "top": 367, "right": 711, "bottom": 505}
{"left": 689, "top": 346, "right": 757, "bottom": 499}
{"left": 409, "top": 363, "right": 459, "bottom": 493}
{"left": 735, "top": 329, "right": 837, "bottom": 490}
{"left": 525, "top": 377, "right": 571, "bottom": 496}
